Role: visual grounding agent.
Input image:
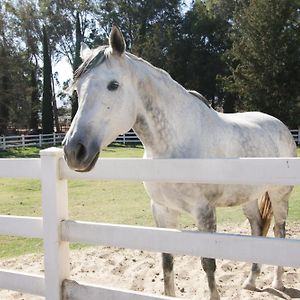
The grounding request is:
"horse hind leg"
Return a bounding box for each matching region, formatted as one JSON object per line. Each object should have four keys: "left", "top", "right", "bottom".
{"left": 269, "top": 187, "right": 292, "bottom": 291}
{"left": 194, "top": 204, "right": 220, "bottom": 300}
{"left": 242, "top": 197, "right": 265, "bottom": 290}
{"left": 151, "top": 200, "right": 178, "bottom": 297}
{"left": 242, "top": 192, "right": 274, "bottom": 290}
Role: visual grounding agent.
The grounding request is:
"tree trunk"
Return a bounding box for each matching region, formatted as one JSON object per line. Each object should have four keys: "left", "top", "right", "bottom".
{"left": 0, "top": 75, "right": 9, "bottom": 135}
{"left": 42, "top": 25, "right": 54, "bottom": 134}
{"left": 30, "top": 68, "right": 39, "bottom": 131}
{"left": 51, "top": 72, "right": 60, "bottom": 132}
{"left": 71, "top": 11, "right": 82, "bottom": 120}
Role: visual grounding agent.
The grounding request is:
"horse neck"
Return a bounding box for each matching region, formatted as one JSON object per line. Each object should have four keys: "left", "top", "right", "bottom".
{"left": 129, "top": 56, "right": 210, "bottom": 158}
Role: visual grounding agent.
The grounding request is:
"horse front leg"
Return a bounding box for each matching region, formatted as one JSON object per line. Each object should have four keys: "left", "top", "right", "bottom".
{"left": 151, "top": 200, "right": 179, "bottom": 297}
{"left": 195, "top": 204, "right": 220, "bottom": 300}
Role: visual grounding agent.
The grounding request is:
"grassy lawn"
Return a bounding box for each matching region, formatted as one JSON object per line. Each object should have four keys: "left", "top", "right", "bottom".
{"left": 0, "top": 145, "right": 299, "bottom": 258}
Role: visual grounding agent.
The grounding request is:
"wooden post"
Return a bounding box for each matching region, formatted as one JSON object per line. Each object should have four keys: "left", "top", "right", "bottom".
{"left": 40, "top": 147, "right": 70, "bottom": 300}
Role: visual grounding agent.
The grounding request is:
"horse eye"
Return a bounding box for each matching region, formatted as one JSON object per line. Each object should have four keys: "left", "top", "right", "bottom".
{"left": 107, "top": 80, "right": 119, "bottom": 91}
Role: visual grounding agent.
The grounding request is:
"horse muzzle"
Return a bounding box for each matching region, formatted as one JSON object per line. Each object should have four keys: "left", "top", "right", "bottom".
{"left": 63, "top": 139, "right": 100, "bottom": 172}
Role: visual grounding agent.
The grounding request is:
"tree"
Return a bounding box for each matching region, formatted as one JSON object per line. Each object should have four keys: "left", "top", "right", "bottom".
{"left": 71, "top": 12, "right": 83, "bottom": 119}
{"left": 222, "top": 0, "right": 300, "bottom": 127}
{"left": 1, "top": 0, "right": 41, "bottom": 132}
{"left": 39, "top": 0, "right": 92, "bottom": 121}
{"left": 42, "top": 26, "right": 53, "bottom": 134}
{"left": 0, "top": 46, "right": 9, "bottom": 134}
{"left": 166, "top": 0, "right": 232, "bottom": 108}
{"left": 94, "top": 0, "right": 182, "bottom": 56}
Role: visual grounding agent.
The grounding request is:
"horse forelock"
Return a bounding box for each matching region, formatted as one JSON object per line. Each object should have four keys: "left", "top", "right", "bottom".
{"left": 73, "top": 45, "right": 109, "bottom": 83}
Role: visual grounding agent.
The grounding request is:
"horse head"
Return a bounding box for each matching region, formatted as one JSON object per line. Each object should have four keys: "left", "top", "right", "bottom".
{"left": 63, "top": 26, "right": 138, "bottom": 172}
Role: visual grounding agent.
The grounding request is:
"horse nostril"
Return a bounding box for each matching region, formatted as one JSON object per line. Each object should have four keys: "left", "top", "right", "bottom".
{"left": 75, "top": 143, "right": 86, "bottom": 161}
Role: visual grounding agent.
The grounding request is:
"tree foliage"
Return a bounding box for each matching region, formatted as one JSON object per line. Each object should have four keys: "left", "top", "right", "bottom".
{"left": 169, "top": 0, "right": 232, "bottom": 108}
{"left": 0, "top": 1, "right": 40, "bottom": 133}
{"left": 222, "top": 0, "right": 300, "bottom": 126}
{"left": 0, "top": 0, "right": 299, "bottom": 134}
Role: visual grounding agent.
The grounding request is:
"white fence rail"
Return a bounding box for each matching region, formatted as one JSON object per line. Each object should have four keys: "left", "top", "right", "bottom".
{"left": 0, "top": 131, "right": 140, "bottom": 150}
{"left": 0, "top": 133, "right": 65, "bottom": 150}
{"left": 0, "top": 148, "right": 299, "bottom": 300}
{"left": 291, "top": 129, "right": 300, "bottom": 145}
{"left": 1, "top": 129, "right": 299, "bottom": 150}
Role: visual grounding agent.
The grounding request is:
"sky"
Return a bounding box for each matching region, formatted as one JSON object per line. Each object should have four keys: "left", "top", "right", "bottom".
{"left": 53, "top": 57, "right": 73, "bottom": 105}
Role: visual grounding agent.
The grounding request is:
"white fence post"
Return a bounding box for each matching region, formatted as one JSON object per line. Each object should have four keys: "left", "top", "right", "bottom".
{"left": 53, "top": 132, "right": 56, "bottom": 145}
{"left": 40, "top": 147, "right": 70, "bottom": 300}
{"left": 21, "top": 135, "right": 25, "bottom": 147}
{"left": 39, "top": 134, "right": 42, "bottom": 147}
{"left": 3, "top": 136, "right": 6, "bottom": 150}
{"left": 123, "top": 133, "right": 126, "bottom": 145}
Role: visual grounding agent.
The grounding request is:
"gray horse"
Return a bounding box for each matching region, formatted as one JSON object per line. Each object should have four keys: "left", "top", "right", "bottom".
{"left": 63, "top": 26, "right": 296, "bottom": 299}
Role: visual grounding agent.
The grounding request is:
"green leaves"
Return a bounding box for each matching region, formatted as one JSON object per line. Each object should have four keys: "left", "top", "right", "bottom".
{"left": 222, "top": 0, "right": 300, "bottom": 126}
{"left": 0, "top": 0, "right": 299, "bottom": 133}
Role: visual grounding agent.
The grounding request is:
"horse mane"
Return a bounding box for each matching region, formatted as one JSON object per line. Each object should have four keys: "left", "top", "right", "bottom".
{"left": 65, "top": 45, "right": 109, "bottom": 94}
{"left": 188, "top": 90, "right": 211, "bottom": 109}
{"left": 126, "top": 53, "right": 211, "bottom": 109}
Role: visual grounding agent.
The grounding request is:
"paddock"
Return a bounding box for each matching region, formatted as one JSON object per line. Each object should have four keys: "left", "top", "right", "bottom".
{"left": 0, "top": 147, "right": 299, "bottom": 299}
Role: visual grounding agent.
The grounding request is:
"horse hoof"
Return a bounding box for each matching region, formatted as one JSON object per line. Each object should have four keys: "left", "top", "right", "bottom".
{"left": 210, "top": 290, "right": 220, "bottom": 300}
{"left": 272, "top": 281, "right": 285, "bottom": 291}
{"left": 164, "top": 290, "right": 176, "bottom": 297}
{"left": 242, "top": 279, "right": 257, "bottom": 291}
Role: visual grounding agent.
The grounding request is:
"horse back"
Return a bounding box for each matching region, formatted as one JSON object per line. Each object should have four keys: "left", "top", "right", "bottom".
{"left": 215, "top": 111, "right": 296, "bottom": 158}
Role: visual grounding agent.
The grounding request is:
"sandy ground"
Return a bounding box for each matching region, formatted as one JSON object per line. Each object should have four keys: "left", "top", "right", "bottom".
{"left": 0, "top": 222, "right": 299, "bottom": 300}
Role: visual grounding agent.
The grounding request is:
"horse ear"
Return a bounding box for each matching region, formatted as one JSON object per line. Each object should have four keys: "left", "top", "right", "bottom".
{"left": 80, "top": 42, "right": 91, "bottom": 61}
{"left": 109, "top": 25, "right": 126, "bottom": 56}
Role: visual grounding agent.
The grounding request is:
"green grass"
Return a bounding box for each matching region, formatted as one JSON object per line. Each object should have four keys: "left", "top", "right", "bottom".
{"left": 0, "top": 145, "right": 299, "bottom": 258}
{"left": 0, "top": 146, "right": 43, "bottom": 158}
{"left": 0, "top": 145, "right": 146, "bottom": 258}
{"left": 0, "top": 144, "right": 144, "bottom": 159}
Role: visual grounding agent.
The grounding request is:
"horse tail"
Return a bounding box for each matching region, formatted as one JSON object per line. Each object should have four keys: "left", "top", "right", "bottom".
{"left": 258, "top": 192, "right": 273, "bottom": 236}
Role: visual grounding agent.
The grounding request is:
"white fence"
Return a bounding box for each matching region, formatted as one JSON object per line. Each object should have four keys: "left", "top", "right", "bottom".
{"left": 0, "top": 148, "right": 300, "bottom": 300}
{"left": 0, "top": 131, "right": 140, "bottom": 150}
{"left": 0, "top": 133, "right": 65, "bottom": 150}
{"left": 1, "top": 129, "right": 299, "bottom": 150}
{"left": 290, "top": 129, "right": 300, "bottom": 145}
